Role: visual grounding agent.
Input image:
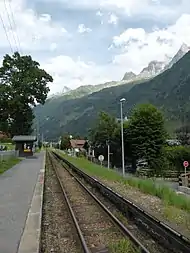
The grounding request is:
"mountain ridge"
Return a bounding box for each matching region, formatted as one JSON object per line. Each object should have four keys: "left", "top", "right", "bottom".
{"left": 48, "top": 43, "right": 189, "bottom": 101}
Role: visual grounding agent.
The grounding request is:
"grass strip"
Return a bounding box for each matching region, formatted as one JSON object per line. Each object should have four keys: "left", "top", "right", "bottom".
{"left": 0, "top": 157, "right": 21, "bottom": 174}
{"left": 57, "top": 151, "right": 190, "bottom": 213}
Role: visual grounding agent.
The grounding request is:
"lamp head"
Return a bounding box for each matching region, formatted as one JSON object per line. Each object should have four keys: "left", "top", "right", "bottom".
{"left": 120, "top": 98, "right": 126, "bottom": 103}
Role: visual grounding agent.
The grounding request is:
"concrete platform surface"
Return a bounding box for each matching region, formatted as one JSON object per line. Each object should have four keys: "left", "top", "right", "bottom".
{"left": 0, "top": 152, "right": 45, "bottom": 253}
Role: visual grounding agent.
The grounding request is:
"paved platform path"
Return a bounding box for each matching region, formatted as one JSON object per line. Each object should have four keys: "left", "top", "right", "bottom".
{"left": 0, "top": 152, "right": 45, "bottom": 253}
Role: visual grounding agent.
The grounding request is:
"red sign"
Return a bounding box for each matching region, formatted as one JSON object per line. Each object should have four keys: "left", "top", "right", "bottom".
{"left": 183, "top": 161, "right": 189, "bottom": 168}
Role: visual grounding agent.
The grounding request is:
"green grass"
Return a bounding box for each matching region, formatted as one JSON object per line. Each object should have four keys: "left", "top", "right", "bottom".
{"left": 35, "top": 148, "right": 42, "bottom": 153}
{"left": 109, "top": 239, "right": 138, "bottom": 253}
{"left": 0, "top": 158, "right": 21, "bottom": 174}
{"left": 57, "top": 151, "right": 190, "bottom": 213}
{"left": 0, "top": 143, "right": 15, "bottom": 150}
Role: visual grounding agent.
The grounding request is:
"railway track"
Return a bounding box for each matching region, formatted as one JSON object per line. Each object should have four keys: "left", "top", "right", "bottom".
{"left": 41, "top": 151, "right": 80, "bottom": 252}
{"left": 47, "top": 151, "right": 150, "bottom": 253}
{"left": 53, "top": 151, "right": 190, "bottom": 253}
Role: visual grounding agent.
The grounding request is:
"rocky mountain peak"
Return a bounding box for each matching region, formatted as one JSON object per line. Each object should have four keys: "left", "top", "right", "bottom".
{"left": 139, "top": 60, "right": 165, "bottom": 78}
{"left": 122, "top": 71, "right": 136, "bottom": 81}
{"left": 48, "top": 86, "right": 71, "bottom": 98}
{"left": 164, "top": 43, "right": 190, "bottom": 70}
{"left": 180, "top": 43, "right": 190, "bottom": 53}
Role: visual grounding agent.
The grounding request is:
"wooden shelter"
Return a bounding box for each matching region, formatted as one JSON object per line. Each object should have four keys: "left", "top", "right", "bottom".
{"left": 69, "top": 139, "right": 88, "bottom": 156}
{"left": 12, "top": 135, "right": 37, "bottom": 157}
{"left": 70, "top": 139, "right": 86, "bottom": 149}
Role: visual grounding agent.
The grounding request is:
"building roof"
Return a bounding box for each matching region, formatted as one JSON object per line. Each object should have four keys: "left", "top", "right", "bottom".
{"left": 70, "top": 139, "right": 86, "bottom": 148}
{"left": 12, "top": 135, "right": 37, "bottom": 142}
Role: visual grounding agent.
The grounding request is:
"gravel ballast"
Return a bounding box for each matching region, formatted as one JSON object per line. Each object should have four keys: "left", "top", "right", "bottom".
{"left": 56, "top": 163, "right": 128, "bottom": 252}
{"left": 40, "top": 155, "right": 79, "bottom": 253}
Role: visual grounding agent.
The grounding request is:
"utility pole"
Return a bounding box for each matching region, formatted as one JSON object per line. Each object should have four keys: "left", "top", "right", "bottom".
{"left": 36, "top": 119, "right": 40, "bottom": 143}
{"left": 41, "top": 132, "right": 44, "bottom": 143}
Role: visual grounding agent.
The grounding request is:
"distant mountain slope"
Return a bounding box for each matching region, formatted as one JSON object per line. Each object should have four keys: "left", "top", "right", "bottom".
{"left": 34, "top": 79, "right": 144, "bottom": 140}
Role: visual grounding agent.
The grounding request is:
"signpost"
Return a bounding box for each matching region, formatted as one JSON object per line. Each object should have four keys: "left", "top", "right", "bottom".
{"left": 183, "top": 160, "right": 189, "bottom": 186}
{"left": 98, "top": 155, "right": 104, "bottom": 167}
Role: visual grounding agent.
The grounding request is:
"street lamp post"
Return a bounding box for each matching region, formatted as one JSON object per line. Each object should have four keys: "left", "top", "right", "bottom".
{"left": 120, "top": 98, "right": 126, "bottom": 176}
{"left": 106, "top": 140, "right": 110, "bottom": 169}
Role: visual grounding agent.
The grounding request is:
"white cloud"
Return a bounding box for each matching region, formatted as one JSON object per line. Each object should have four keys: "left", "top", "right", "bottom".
{"left": 0, "top": 0, "right": 68, "bottom": 54}
{"left": 77, "top": 24, "right": 92, "bottom": 33}
{"left": 50, "top": 42, "right": 57, "bottom": 51}
{"left": 96, "top": 10, "right": 103, "bottom": 16}
{"left": 111, "top": 14, "right": 190, "bottom": 73}
{"left": 44, "top": 12, "right": 190, "bottom": 94}
{"left": 42, "top": 55, "right": 117, "bottom": 94}
{"left": 108, "top": 13, "right": 118, "bottom": 25}
{"left": 42, "top": 0, "right": 190, "bottom": 22}
{"left": 1, "top": 0, "right": 190, "bottom": 96}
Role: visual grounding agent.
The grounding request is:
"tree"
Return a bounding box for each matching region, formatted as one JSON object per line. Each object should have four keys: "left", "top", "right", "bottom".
{"left": 38, "top": 140, "right": 42, "bottom": 149}
{"left": 126, "top": 104, "right": 167, "bottom": 171}
{"left": 89, "top": 111, "right": 118, "bottom": 146}
{"left": 60, "top": 134, "right": 71, "bottom": 150}
{"left": 175, "top": 124, "right": 190, "bottom": 145}
{"left": 0, "top": 52, "right": 53, "bottom": 136}
{"left": 88, "top": 111, "right": 119, "bottom": 165}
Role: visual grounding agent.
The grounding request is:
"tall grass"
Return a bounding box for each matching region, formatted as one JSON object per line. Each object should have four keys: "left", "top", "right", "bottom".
{"left": 57, "top": 152, "right": 190, "bottom": 212}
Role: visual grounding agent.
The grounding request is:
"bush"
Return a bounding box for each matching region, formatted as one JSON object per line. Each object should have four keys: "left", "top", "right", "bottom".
{"left": 0, "top": 138, "right": 12, "bottom": 143}
{"left": 164, "top": 146, "right": 190, "bottom": 174}
{"left": 137, "top": 146, "right": 190, "bottom": 178}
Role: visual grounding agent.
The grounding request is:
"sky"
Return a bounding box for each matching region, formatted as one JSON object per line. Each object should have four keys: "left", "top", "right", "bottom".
{"left": 0, "top": 0, "right": 190, "bottom": 95}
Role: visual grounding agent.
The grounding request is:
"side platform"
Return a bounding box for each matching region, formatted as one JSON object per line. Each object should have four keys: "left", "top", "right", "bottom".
{"left": 0, "top": 152, "right": 45, "bottom": 253}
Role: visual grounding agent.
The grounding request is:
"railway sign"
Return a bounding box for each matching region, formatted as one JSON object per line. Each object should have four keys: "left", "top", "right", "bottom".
{"left": 183, "top": 161, "right": 189, "bottom": 168}
{"left": 98, "top": 155, "right": 104, "bottom": 162}
{"left": 98, "top": 155, "right": 104, "bottom": 167}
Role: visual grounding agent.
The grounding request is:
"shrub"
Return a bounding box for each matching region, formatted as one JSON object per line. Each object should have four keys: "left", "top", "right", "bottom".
{"left": 164, "top": 146, "right": 190, "bottom": 174}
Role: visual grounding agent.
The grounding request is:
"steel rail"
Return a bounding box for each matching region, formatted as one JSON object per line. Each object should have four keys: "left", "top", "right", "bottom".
{"left": 52, "top": 152, "right": 150, "bottom": 253}
{"left": 48, "top": 152, "right": 91, "bottom": 253}
{"left": 53, "top": 153, "right": 150, "bottom": 253}
{"left": 53, "top": 151, "right": 190, "bottom": 253}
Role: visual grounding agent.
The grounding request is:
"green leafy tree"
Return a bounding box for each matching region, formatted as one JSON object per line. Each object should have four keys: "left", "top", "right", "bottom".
{"left": 60, "top": 134, "right": 71, "bottom": 150}
{"left": 89, "top": 111, "right": 119, "bottom": 164}
{"left": 89, "top": 111, "right": 118, "bottom": 147}
{"left": 0, "top": 52, "right": 53, "bottom": 136}
{"left": 38, "top": 140, "right": 42, "bottom": 149}
{"left": 126, "top": 104, "right": 167, "bottom": 171}
{"left": 175, "top": 124, "right": 190, "bottom": 145}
